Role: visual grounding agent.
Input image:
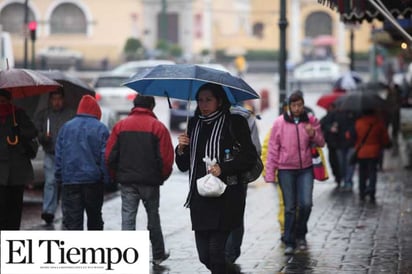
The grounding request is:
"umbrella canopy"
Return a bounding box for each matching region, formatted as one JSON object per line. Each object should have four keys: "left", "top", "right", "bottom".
{"left": 313, "top": 35, "right": 337, "bottom": 47}
{"left": 13, "top": 70, "right": 95, "bottom": 117}
{"left": 0, "top": 68, "right": 61, "bottom": 99}
{"left": 335, "top": 92, "right": 386, "bottom": 112}
{"left": 316, "top": 92, "right": 345, "bottom": 109}
{"left": 123, "top": 64, "right": 260, "bottom": 104}
{"left": 334, "top": 71, "right": 363, "bottom": 91}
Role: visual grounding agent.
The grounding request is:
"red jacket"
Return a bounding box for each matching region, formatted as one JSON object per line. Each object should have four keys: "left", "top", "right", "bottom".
{"left": 355, "top": 114, "right": 389, "bottom": 159}
{"left": 105, "top": 107, "right": 174, "bottom": 185}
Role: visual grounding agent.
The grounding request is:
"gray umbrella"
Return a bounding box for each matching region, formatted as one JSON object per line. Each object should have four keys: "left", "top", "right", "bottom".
{"left": 335, "top": 92, "right": 386, "bottom": 112}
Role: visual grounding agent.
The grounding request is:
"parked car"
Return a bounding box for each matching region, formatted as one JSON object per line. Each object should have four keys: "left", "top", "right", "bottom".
{"left": 169, "top": 63, "right": 229, "bottom": 131}
{"left": 30, "top": 107, "right": 117, "bottom": 186}
{"left": 38, "top": 46, "right": 83, "bottom": 69}
{"left": 292, "top": 60, "right": 341, "bottom": 81}
{"left": 111, "top": 59, "right": 176, "bottom": 75}
{"left": 92, "top": 71, "right": 136, "bottom": 119}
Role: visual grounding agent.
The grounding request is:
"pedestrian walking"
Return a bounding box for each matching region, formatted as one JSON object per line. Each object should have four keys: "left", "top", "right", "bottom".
{"left": 261, "top": 129, "right": 285, "bottom": 242}
{"left": 264, "top": 91, "right": 325, "bottom": 255}
{"left": 261, "top": 91, "right": 315, "bottom": 243}
{"left": 34, "top": 89, "right": 75, "bottom": 225}
{"left": 355, "top": 109, "right": 390, "bottom": 203}
{"left": 105, "top": 95, "right": 174, "bottom": 266}
{"left": 225, "top": 104, "right": 261, "bottom": 264}
{"left": 176, "top": 83, "right": 258, "bottom": 273}
{"left": 320, "top": 103, "right": 341, "bottom": 188}
{"left": 55, "top": 95, "right": 110, "bottom": 230}
{"left": 335, "top": 110, "right": 357, "bottom": 191}
{"left": 0, "top": 89, "right": 38, "bottom": 230}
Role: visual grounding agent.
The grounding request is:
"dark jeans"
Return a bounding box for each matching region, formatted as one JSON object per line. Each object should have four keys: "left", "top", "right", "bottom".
{"left": 61, "top": 183, "right": 104, "bottom": 230}
{"left": 358, "top": 158, "right": 379, "bottom": 199}
{"left": 0, "top": 185, "right": 24, "bottom": 230}
{"left": 120, "top": 184, "right": 166, "bottom": 260}
{"left": 278, "top": 167, "right": 314, "bottom": 247}
{"left": 328, "top": 146, "right": 341, "bottom": 184}
{"left": 195, "top": 230, "right": 230, "bottom": 274}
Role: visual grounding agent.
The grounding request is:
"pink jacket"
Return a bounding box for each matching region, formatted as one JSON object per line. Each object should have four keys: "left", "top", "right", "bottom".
{"left": 264, "top": 113, "right": 325, "bottom": 182}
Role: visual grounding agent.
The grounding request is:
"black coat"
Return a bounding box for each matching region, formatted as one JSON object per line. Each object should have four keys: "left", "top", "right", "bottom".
{"left": 0, "top": 107, "right": 38, "bottom": 186}
{"left": 175, "top": 113, "right": 257, "bottom": 231}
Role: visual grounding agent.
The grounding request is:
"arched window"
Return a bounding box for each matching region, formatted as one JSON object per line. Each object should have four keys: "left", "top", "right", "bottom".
{"left": 305, "top": 12, "right": 332, "bottom": 38}
{"left": 0, "top": 3, "right": 35, "bottom": 34}
{"left": 50, "top": 3, "right": 86, "bottom": 34}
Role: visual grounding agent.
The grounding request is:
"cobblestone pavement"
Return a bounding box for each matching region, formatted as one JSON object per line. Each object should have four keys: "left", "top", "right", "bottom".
{"left": 22, "top": 148, "right": 412, "bottom": 274}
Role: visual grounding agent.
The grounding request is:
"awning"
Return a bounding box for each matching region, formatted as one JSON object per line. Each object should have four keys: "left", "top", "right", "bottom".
{"left": 318, "top": 0, "right": 412, "bottom": 43}
{"left": 318, "top": 0, "right": 412, "bottom": 22}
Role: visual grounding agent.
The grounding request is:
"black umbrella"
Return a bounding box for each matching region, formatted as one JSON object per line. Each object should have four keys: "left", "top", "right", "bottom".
{"left": 335, "top": 92, "right": 386, "bottom": 112}
{"left": 14, "top": 70, "right": 95, "bottom": 117}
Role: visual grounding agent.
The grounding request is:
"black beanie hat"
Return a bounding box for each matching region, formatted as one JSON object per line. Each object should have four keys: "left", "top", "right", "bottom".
{"left": 0, "top": 89, "right": 11, "bottom": 100}
{"left": 133, "top": 95, "right": 155, "bottom": 109}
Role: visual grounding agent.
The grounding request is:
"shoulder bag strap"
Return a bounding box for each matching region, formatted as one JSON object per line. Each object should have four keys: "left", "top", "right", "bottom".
{"left": 355, "top": 123, "right": 373, "bottom": 152}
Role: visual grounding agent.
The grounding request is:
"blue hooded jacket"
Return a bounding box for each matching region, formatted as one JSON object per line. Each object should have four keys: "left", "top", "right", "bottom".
{"left": 55, "top": 95, "right": 110, "bottom": 184}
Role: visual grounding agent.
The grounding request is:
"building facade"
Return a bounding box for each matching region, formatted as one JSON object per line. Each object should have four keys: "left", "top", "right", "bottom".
{"left": 0, "top": 0, "right": 375, "bottom": 67}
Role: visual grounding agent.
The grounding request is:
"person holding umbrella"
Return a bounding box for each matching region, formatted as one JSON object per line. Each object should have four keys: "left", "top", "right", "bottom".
{"left": 176, "top": 83, "right": 257, "bottom": 273}
{"left": 34, "top": 89, "right": 75, "bottom": 225}
{"left": 0, "top": 89, "right": 38, "bottom": 230}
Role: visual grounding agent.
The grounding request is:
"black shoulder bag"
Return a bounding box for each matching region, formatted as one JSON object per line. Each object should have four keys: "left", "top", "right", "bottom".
{"left": 228, "top": 121, "right": 263, "bottom": 184}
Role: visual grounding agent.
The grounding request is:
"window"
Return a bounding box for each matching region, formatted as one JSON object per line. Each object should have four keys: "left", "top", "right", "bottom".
{"left": 0, "top": 3, "right": 35, "bottom": 34}
{"left": 253, "top": 22, "right": 264, "bottom": 38}
{"left": 305, "top": 12, "right": 332, "bottom": 38}
{"left": 50, "top": 3, "right": 86, "bottom": 34}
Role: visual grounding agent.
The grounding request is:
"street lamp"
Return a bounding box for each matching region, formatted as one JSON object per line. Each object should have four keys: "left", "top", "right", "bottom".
{"left": 278, "top": 0, "right": 288, "bottom": 115}
{"left": 24, "top": 0, "right": 29, "bottom": 68}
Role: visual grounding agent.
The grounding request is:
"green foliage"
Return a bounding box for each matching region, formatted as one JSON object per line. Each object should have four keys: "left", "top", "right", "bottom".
{"left": 201, "top": 49, "right": 211, "bottom": 56}
{"left": 156, "top": 40, "right": 182, "bottom": 58}
{"left": 123, "top": 37, "right": 143, "bottom": 60}
{"left": 245, "top": 50, "right": 278, "bottom": 60}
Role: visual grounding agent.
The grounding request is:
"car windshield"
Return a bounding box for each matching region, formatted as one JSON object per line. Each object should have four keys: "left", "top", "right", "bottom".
{"left": 94, "top": 76, "right": 130, "bottom": 88}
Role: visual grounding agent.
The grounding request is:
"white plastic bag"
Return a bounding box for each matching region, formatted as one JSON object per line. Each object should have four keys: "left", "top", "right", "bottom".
{"left": 196, "top": 157, "right": 227, "bottom": 197}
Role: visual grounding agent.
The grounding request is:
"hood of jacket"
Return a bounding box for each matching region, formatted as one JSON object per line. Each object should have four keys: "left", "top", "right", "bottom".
{"left": 77, "top": 95, "right": 101, "bottom": 120}
{"left": 283, "top": 110, "right": 310, "bottom": 124}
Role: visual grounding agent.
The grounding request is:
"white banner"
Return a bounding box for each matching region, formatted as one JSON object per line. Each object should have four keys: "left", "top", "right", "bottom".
{"left": 1, "top": 231, "right": 149, "bottom": 274}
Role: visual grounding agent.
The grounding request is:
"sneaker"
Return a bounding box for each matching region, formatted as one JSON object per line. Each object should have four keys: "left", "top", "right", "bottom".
{"left": 41, "top": 213, "right": 54, "bottom": 225}
{"left": 284, "top": 246, "right": 294, "bottom": 255}
{"left": 297, "top": 239, "right": 307, "bottom": 251}
{"left": 153, "top": 252, "right": 170, "bottom": 265}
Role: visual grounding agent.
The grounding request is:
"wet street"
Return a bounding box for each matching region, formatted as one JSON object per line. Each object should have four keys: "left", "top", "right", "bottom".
{"left": 19, "top": 72, "right": 412, "bottom": 273}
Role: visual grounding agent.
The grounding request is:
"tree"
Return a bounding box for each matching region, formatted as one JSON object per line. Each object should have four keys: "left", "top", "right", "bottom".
{"left": 123, "top": 37, "right": 144, "bottom": 61}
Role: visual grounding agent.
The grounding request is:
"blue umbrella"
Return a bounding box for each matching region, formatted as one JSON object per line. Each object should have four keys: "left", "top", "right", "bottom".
{"left": 123, "top": 64, "right": 260, "bottom": 104}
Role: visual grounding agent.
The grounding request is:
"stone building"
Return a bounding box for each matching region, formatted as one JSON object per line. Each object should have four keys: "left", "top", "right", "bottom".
{"left": 0, "top": 0, "right": 375, "bottom": 67}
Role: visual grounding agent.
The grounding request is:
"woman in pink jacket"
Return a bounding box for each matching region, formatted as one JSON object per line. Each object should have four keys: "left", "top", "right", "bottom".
{"left": 264, "top": 91, "right": 325, "bottom": 255}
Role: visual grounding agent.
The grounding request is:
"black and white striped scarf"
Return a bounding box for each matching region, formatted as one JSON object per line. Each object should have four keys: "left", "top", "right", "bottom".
{"left": 185, "top": 110, "right": 226, "bottom": 205}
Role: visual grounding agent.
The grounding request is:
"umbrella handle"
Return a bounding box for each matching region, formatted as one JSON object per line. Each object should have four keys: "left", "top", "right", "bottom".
{"left": 7, "top": 135, "right": 19, "bottom": 145}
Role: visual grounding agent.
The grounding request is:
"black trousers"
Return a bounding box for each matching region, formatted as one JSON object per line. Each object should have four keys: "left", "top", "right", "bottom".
{"left": 195, "top": 230, "right": 230, "bottom": 274}
{"left": 0, "top": 185, "right": 25, "bottom": 230}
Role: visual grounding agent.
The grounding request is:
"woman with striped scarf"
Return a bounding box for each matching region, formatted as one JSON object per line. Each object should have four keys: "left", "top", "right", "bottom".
{"left": 176, "top": 83, "right": 257, "bottom": 274}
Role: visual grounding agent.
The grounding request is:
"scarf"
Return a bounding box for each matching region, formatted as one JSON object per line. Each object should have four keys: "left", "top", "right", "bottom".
{"left": 184, "top": 110, "right": 226, "bottom": 207}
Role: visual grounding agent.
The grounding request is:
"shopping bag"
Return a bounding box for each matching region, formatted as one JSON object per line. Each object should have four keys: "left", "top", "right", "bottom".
{"left": 311, "top": 147, "right": 329, "bottom": 181}
{"left": 196, "top": 157, "right": 227, "bottom": 197}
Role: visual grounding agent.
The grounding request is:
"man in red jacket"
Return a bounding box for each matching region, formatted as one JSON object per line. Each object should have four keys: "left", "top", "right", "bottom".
{"left": 105, "top": 95, "right": 174, "bottom": 266}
